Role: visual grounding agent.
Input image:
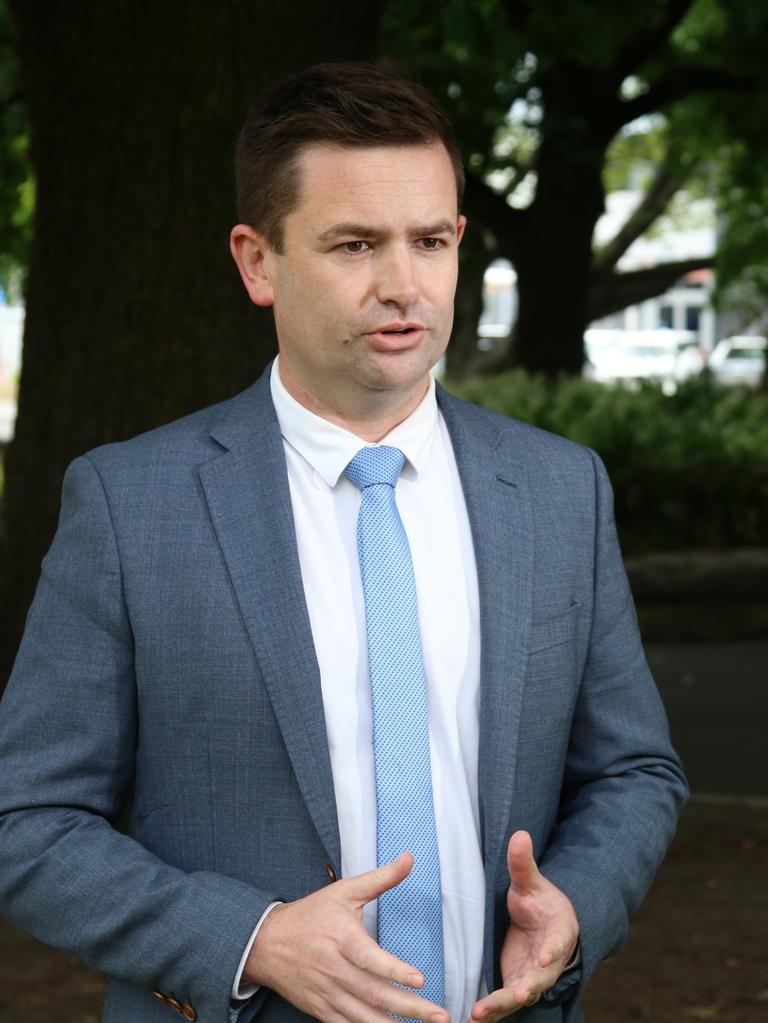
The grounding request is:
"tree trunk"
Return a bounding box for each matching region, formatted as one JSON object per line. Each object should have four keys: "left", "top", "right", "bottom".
{"left": 1, "top": 0, "right": 384, "bottom": 685}
{"left": 506, "top": 119, "right": 608, "bottom": 377}
{"left": 445, "top": 222, "right": 494, "bottom": 380}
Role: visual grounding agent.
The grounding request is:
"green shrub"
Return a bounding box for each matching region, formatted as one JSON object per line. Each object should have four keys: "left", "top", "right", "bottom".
{"left": 446, "top": 373, "right": 768, "bottom": 553}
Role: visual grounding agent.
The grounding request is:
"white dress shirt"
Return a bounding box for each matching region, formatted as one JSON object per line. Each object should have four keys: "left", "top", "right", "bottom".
{"left": 235, "top": 358, "right": 485, "bottom": 1021}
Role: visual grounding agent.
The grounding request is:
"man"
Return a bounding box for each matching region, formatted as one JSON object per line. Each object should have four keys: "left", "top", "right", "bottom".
{"left": 0, "top": 63, "right": 687, "bottom": 1023}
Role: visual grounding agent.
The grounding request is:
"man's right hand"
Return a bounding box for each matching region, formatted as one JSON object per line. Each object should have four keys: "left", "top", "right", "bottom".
{"left": 243, "top": 852, "right": 450, "bottom": 1023}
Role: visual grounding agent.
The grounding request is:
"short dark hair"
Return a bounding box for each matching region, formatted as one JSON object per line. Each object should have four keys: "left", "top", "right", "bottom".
{"left": 235, "top": 62, "right": 465, "bottom": 253}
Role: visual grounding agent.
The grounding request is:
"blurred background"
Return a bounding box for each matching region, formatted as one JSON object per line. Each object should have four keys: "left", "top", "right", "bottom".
{"left": 0, "top": 2, "right": 766, "bottom": 1021}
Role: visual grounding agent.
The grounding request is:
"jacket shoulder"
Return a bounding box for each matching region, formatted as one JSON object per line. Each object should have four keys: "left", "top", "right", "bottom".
{"left": 81, "top": 377, "right": 270, "bottom": 478}
{"left": 437, "top": 385, "right": 599, "bottom": 473}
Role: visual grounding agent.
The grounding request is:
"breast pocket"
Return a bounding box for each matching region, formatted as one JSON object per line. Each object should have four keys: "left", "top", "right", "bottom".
{"left": 528, "top": 601, "right": 583, "bottom": 655}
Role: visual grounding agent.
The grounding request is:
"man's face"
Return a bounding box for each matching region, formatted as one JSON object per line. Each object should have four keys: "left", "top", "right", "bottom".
{"left": 236, "top": 142, "right": 465, "bottom": 425}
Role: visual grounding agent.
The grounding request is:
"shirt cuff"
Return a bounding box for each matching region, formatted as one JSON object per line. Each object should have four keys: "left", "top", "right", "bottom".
{"left": 231, "top": 901, "right": 283, "bottom": 1001}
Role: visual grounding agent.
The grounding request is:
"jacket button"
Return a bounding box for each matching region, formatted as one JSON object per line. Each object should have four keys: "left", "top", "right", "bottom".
{"left": 325, "top": 863, "right": 337, "bottom": 882}
{"left": 182, "top": 1005, "right": 197, "bottom": 1021}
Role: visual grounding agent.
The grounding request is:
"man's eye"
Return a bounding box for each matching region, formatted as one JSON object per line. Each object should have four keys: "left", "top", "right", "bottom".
{"left": 420, "top": 238, "right": 444, "bottom": 250}
{"left": 341, "top": 241, "right": 369, "bottom": 254}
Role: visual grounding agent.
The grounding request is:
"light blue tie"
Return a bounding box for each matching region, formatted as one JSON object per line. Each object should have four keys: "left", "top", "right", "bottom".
{"left": 344, "top": 446, "right": 445, "bottom": 1013}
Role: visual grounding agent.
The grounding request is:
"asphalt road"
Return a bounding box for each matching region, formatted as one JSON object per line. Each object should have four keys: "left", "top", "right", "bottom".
{"left": 647, "top": 640, "right": 768, "bottom": 798}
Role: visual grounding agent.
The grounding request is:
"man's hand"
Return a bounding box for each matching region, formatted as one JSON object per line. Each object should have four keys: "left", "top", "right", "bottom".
{"left": 244, "top": 852, "right": 450, "bottom": 1023}
{"left": 471, "top": 832, "right": 579, "bottom": 1021}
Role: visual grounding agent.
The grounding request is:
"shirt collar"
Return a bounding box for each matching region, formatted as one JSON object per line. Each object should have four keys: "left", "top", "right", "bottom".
{"left": 269, "top": 356, "right": 438, "bottom": 487}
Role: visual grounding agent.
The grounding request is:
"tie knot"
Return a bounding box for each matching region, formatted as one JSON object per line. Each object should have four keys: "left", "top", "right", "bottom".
{"left": 343, "top": 445, "right": 406, "bottom": 490}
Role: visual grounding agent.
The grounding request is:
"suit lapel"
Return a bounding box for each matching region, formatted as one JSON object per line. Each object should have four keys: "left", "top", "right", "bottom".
{"left": 198, "top": 371, "right": 341, "bottom": 870}
{"left": 438, "top": 388, "right": 534, "bottom": 965}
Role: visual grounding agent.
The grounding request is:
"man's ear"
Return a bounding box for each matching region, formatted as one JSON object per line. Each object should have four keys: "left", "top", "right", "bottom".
{"left": 457, "top": 214, "right": 467, "bottom": 246}
{"left": 230, "top": 224, "right": 275, "bottom": 307}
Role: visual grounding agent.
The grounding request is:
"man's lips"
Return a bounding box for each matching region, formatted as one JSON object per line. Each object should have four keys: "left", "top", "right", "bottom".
{"left": 363, "top": 323, "right": 426, "bottom": 350}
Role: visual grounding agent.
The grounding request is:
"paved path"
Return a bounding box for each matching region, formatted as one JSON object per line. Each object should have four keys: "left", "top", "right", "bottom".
{"left": 648, "top": 640, "right": 768, "bottom": 797}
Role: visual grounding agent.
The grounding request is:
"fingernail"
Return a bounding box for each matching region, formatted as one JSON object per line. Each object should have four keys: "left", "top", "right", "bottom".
{"left": 430, "top": 1013, "right": 446, "bottom": 1023}
{"left": 407, "top": 973, "right": 423, "bottom": 987}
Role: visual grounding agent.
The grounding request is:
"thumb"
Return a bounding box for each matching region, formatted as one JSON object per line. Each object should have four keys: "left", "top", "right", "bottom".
{"left": 342, "top": 852, "right": 414, "bottom": 908}
{"left": 506, "top": 830, "right": 540, "bottom": 893}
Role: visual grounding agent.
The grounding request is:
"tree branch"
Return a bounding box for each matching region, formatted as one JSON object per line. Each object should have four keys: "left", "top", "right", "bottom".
{"left": 594, "top": 143, "right": 697, "bottom": 271}
{"left": 615, "top": 67, "right": 752, "bottom": 129}
{"left": 587, "top": 256, "right": 714, "bottom": 322}
{"left": 610, "top": 0, "right": 695, "bottom": 82}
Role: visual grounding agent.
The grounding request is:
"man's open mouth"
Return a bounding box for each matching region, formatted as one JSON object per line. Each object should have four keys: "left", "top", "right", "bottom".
{"left": 374, "top": 324, "right": 423, "bottom": 336}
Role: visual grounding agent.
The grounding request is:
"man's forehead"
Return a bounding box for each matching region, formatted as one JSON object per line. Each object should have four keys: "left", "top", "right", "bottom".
{"left": 290, "top": 141, "right": 459, "bottom": 219}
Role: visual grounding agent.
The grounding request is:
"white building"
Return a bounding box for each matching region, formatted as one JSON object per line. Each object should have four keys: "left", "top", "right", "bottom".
{"left": 589, "top": 190, "right": 717, "bottom": 350}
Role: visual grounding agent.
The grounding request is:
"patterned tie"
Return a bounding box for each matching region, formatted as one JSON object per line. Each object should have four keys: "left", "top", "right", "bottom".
{"left": 344, "top": 446, "right": 445, "bottom": 1012}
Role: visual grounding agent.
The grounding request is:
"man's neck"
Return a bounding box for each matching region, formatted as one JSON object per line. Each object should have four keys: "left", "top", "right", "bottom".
{"left": 276, "top": 361, "right": 431, "bottom": 443}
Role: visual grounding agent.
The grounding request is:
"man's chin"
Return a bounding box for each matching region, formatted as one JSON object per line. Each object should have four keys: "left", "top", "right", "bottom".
{"left": 358, "top": 342, "right": 444, "bottom": 383}
{"left": 355, "top": 355, "right": 434, "bottom": 395}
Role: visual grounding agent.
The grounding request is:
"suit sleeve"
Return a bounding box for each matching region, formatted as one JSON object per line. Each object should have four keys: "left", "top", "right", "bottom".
{"left": 0, "top": 455, "right": 274, "bottom": 1023}
{"left": 538, "top": 449, "right": 688, "bottom": 1013}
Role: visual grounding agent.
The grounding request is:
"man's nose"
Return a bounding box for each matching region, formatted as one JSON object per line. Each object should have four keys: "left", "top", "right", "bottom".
{"left": 375, "top": 246, "right": 419, "bottom": 308}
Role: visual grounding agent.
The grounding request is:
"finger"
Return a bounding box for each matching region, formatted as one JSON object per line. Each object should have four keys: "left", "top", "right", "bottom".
{"left": 470, "top": 981, "right": 537, "bottom": 1021}
{"left": 341, "top": 852, "right": 414, "bottom": 908}
{"left": 344, "top": 932, "right": 425, "bottom": 990}
{"left": 506, "top": 831, "right": 539, "bottom": 894}
{"left": 334, "top": 982, "right": 449, "bottom": 1023}
{"left": 327, "top": 988, "right": 394, "bottom": 1023}
{"left": 537, "top": 934, "right": 575, "bottom": 970}
{"left": 502, "top": 949, "right": 567, "bottom": 995}
{"left": 531, "top": 909, "right": 579, "bottom": 970}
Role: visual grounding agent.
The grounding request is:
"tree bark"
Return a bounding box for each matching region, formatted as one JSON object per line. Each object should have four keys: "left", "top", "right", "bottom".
{"left": 505, "top": 91, "right": 610, "bottom": 376}
{"left": 445, "top": 221, "right": 496, "bottom": 379}
{"left": 1, "top": 0, "right": 384, "bottom": 685}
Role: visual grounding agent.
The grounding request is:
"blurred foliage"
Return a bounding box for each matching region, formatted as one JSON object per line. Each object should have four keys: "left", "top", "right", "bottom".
{"left": 0, "top": 0, "right": 32, "bottom": 299}
{"left": 3, "top": 1, "right": 768, "bottom": 328}
{"left": 447, "top": 371, "right": 768, "bottom": 551}
{"left": 380, "top": 0, "right": 768, "bottom": 335}
{"left": 378, "top": 0, "right": 520, "bottom": 179}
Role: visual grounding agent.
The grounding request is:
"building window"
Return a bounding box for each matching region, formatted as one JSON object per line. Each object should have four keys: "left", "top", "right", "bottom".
{"left": 659, "top": 306, "right": 674, "bottom": 329}
{"left": 685, "top": 306, "right": 701, "bottom": 332}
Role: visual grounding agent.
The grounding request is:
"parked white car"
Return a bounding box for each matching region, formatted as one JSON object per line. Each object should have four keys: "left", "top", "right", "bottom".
{"left": 584, "top": 328, "right": 704, "bottom": 393}
{"left": 708, "top": 335, "right": 766, "bottom": 387}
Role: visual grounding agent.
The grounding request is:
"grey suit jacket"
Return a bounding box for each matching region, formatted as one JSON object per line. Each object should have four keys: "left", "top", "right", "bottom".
{"left": 0, "top": 367, "right": 687, "bottom": 1023}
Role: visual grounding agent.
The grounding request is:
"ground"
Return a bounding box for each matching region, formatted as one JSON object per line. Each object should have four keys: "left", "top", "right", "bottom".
{"left": 0, "top": 797, "right": 765, "bottom": 1023}
{"left": 583, "top": 798, "right": 768, "bottom": 1023}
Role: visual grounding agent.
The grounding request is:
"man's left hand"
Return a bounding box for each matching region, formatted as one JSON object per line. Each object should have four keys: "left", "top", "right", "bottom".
{"left": 470, "top": 831, "right": 579, "bottom": 1021}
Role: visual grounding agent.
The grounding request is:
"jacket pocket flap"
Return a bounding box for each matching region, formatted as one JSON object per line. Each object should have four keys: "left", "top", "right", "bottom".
{"left": 528, "top": 601, "right": 582, "bottom": 654}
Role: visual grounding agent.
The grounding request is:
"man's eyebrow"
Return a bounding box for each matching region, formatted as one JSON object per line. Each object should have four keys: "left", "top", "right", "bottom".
{"left": 316, "top": 220, "right": 457, "bottom": 244}
{"left": 316, "top": 223, "right": 384, "bottom": 244}
{"left": 411, "top": 220, "right": 457, "bottom": 238}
